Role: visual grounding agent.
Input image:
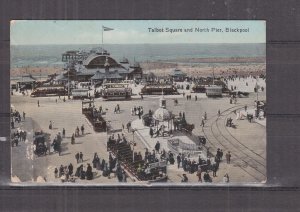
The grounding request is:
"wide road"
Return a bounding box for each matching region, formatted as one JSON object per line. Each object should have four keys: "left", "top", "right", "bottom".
{"left": 202, "top": 103, "right": 266, "bottom": 182}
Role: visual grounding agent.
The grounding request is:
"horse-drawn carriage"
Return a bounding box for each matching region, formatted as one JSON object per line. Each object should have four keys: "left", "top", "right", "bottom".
{"left": 173, "top": 117, "right": 194, "bottom": 134}
{"left": 33, "top": 132, "right": 48, "bottom": 156}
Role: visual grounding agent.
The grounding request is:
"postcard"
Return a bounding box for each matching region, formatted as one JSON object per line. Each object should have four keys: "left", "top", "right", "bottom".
{"left": 10, "top": 20, "right": 266, "bottom": 184}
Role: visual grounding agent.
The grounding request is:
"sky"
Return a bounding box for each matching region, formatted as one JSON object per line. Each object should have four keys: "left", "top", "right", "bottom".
{"left": 10, "top": 20, "right": 265, "bottom": 45}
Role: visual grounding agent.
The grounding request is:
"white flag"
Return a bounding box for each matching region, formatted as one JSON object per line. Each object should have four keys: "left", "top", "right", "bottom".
{"left": 103, "top": 26, "right": 114, "bottom": 31}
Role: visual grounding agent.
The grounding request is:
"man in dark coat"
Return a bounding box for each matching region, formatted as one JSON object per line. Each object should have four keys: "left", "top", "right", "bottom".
{"left": 79, "top": 152, "right": 83, "bottom": 163}
{"left": 226, "top": 151, "right": 231, "bottom": 164}
{"left": 155, "top": 141, "right": 160, "bottom": 154}
{"left": 81, "top": 125, "right": 85, "bottom": 135}
{"left": 86, "top": 164, "right": 93, "bottom": 180}
{"left": 59, "top": 165, "right": 64, "bottom": 177}
{"left": 204, "top": 171, "right": 212, "bottom": 182}
{"left": 149, "top": 127, "right": 154, "bottom": 138}
{"left": 75, "top": 152, "right": 79, "bottom": 163}
{"left": 68, "top": 163, "right": 73, "bottom": 176}
{"left": 212, "top": 163, "right": 217, "bottom": 177}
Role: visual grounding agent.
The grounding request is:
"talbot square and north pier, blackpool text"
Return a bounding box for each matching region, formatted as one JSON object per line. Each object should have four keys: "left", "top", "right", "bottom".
{"left": 148, "top": 27, "right": 250, "bottom": 33}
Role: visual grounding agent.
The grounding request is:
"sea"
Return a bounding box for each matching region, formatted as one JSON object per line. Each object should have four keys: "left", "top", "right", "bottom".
{"left": 11, "top": 43, "right": 265, "bottom": 69}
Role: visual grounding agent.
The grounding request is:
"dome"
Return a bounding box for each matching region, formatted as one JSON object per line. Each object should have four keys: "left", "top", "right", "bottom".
{"left": 120, "top": 57, "right": 129, "bottom": 63}
{"left": 153, "top": 108, "right": 172, "bottom": 122}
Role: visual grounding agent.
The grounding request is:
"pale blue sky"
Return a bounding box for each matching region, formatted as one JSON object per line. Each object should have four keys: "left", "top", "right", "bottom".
{"left": 11, "top": 20, "right": 265, "bottom": 45}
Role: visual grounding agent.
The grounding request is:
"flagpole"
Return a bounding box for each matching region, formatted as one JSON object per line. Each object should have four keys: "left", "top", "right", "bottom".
{"left": 102, "top": 26, "right": 103, "bottom": 50}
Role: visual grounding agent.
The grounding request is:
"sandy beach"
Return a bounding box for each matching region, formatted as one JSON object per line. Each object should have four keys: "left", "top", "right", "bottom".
{"left": 10, "top": 57, "right": 265, "bottom": 78}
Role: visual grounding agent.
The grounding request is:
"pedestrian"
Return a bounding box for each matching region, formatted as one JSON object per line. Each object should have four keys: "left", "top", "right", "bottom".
{"left": 38, "top": 100, "right": 40, "bottom": 107}
{"left": 203, "top": 171, "right": 212, "bottom": 183}
{"left": 212, "top": 163, "right": 217, "bottom": 177}
{"left": 23, "top": 112, "right": 26, "bottom": 120}
{"left": 127, "top": 122, "right": 131, "bottom": 133}
{"left": 76, "top": 126, "right": 79, "bottom": 137}
{"left": 149, "top": 127, "right": 154, "bottom": 138}
{"left": 122, "top": 170, "right": 127, "bottom": 182}
{"left": 196, "top": 168, "right": 202, "bottom": 182}
{"left": 75, "top": 152, "right": 80, "bottom": 163}
{"left": 226, "top": 151, "right": 231, "bottom": 164}
{"left": 68, "top": 163, "right": 73, "bottom": 176}
{"left": 220, "top": 149, "right": 223, "bottom": 160}
{"left": 81, "top": 125, "right": 85, "bottom": 135}
{"left": 223, "top": 173, "right": 229, "bottom": 183}
{"left": 195, "top": 95, "right": 197, "bottom": 101}
{"left": 181, "top": 174, "right": 188, "bottom": 182}
{"left": 177, "top": 154, "right": 181, "bottom": 168}
{"left": 79, "top": 152, "right": 83, "bottom": 163}
{"left": 62, "top": 128, "right": 66, "bottom": 138}
{"left": 54, "top": 168, "right": 58, "bottom": 178}
{"left": 71, "top": 133, "right": 75, "bottom": 145}
{"left": 155, "top": 141, "right": 160, "bottom": 154}
{"left": 59, "top": 165, "right": 64, "bottom": 177}
{"left": 58, "top": 144, "right": 61, "bottom": 156}
{"left": 201, "top": 119, "right": 205, "bottom": 127}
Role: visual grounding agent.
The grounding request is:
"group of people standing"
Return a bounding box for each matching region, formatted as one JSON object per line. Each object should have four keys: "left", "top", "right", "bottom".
{"left": 54, "top": 163, "right": 74, "bottom": 182}
{"left": 176, "top": 147, "right": 231, "bottom": 183}
{"left": 11, "top": 109, "right": 25, "bottom": 129}
{"left": 11, "top": 129, "right": 27, "bottom": 147}
{"left": 131, "top": 106, "right": 143, "bottom": 119}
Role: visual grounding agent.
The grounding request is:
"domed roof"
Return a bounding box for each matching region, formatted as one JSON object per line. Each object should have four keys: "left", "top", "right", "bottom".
{"left": 120, "top": 57, "right": 129, "bottom": 63}
{"left": 153, "top": 107, "right": 172, "bottom": 121}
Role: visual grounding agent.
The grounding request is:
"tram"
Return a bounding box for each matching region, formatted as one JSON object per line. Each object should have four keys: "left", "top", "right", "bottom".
{"left": 140, "top": 83, "right": 178, "bottom": 95}
{"left": 205, "top": 85, "right": 223, "bottom": 97}
{"left": 30, "top": 86, "right": 67, "bottom": 97}
{"left": 101, "top": 83, "right": 132, "bottom": 100}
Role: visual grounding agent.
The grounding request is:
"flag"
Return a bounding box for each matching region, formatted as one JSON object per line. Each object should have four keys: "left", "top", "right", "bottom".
{"left": 103, "top": 26, "right": 114, "bottom": 31}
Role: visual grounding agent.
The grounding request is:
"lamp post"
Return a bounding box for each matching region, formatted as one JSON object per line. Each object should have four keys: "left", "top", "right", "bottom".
{"left": 68, "top": 68, "right": 70, "bottom": 99}
{"left": 131, "top": 129, "right": 136, "bottom": 162}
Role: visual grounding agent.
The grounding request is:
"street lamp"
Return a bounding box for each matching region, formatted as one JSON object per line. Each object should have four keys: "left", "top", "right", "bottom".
{"left": 130, "top": 129, "right": 137, "bottom": 162}
{"left": 255, "top": 78, "right": 260, "bottom": 101}
{"left": 68, "top": 68, "right": 70, "bottom": 99}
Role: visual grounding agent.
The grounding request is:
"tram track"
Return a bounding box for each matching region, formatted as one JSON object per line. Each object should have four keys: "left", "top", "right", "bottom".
{"left": 214, "top": 112, "right": 266, "bottom": 175}
{"left": 202, "top": 104, "right": 266, "bottom": 181}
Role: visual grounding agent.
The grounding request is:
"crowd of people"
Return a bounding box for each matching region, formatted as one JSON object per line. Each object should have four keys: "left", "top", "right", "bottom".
{"left": 131, "top": 106, "right": 143, "bottom": 119}
{"left": 53, "top": 150, "right": 128, "bottom": 183}
{"left": 176, "top": 148, "right": 231, "bottom": 183}
{"left": 10, "top": 108, "right": 27, "bottom": 147}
